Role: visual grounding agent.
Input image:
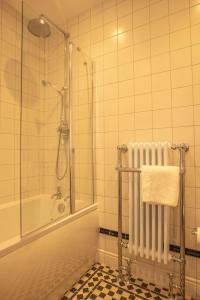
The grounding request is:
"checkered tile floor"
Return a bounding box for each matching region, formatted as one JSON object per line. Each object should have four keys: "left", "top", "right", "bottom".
{"left": 61, "top": 263, "right": 169, "bottom": 300}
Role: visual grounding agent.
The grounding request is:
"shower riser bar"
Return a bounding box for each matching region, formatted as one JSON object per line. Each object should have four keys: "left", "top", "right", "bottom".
{"left": 117, "top": 143, "right": 189, "bottom": 300}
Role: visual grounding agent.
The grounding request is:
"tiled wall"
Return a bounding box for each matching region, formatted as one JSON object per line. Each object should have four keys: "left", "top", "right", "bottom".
{"left": 21, "top": 6, "right": 45, "bottom": 202}
{"left": 66, "top": 0, "right": 200, "bottom": 297}
{"left": 0, "top": 0, "right": 21, "bottom": 245}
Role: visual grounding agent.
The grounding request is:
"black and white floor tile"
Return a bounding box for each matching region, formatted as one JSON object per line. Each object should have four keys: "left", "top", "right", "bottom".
{"left": 61, "top": 263, "right": 169, "bottom": 300}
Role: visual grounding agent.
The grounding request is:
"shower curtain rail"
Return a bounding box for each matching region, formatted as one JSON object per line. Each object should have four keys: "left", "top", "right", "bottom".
{"left": 116, "top": 143, "right": 189, "bottom": 300}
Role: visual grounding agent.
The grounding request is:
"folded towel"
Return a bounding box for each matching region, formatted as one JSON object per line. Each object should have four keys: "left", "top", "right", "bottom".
{"left": 141, "top": 165, "right": 179, "bottom": 207}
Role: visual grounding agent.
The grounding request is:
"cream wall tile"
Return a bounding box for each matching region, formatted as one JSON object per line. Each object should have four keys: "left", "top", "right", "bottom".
{"left": 171, "top": 47, "right": 191, "bottom": 69}
{"left": 92, "top": 42, "right": 103, "bottom": 57}
{"left": 192, "top": 44, "right": 200, "bottom": 64}
{"left": 172, "top": 86, "right": 193, "bottom": 107}
{"left": 79, "top": 18, "right": 90, "bottom": 35}
{"left": 190, "top": 0, "right": 200, "bottom": 6}
{"left": 103, "top": 36, "right": 117, "bottom": 53}
{"left": 118, "top": 63, "right": 133, "bottom": 81}
{"left": 133, "top": 25, "right": 150, "bottom": 44}
{"left": 193, "top": 85, "right": 200, "bottom": 104}
{"left": 134, "top": 58, "right": 151, "bottom": 77}
{"left": 153, "top": 109, "right": 172, "bottom": 128}
{"left": 195, "top": 126, "right": 200, "bottom": 145}
{"left": 150, "top": 0, "right": 168, "bottom": 22}
{"left": 119, "top": 130, "right": 135, "bottom": 144}
{"left": 105, "top": 115, "right": 118, "bottom": 131}
{"left": 132, "top": 0, "right": 149, "bottom": 12}
{"left": 118, "top": 30, "right": 133, "bottom": 49}
{"left": 135, "top": 93, "right": 152, "bottom": 112}
{"left": 134, "top": 41, "right": 150, "bottom": 61}
{"left": 91, "top": 3, "right": 102, "bottom": 16}
{"left": 104, "top": 83, "right": 118, "bottom": 100}
{"left": 191, "top": 24, "right": 200, "bottom": 44}
{"left": 193, "top": 64, "right": 200, "bottom": 85}
{"left": 104, "top": 99, "right": 118, "bottom": 116}
{"left": 151, "top": 53, "right": 170, "bottom": 73}
{"left": 118, "top": 14, "right": 132, "bottom": 34}
{"left": 104, "top": 67, "right": 118, "bottom": 84}
{"left": 96, "top": 117, "right": 104, "bottom": 132}
{"left": 171, "top": 67, "right": 192, "bottom": 88}
{"left": 170, "top": 9, "right": 190, "bottom": 32}
{"left": 153, "top": 128, "right": 172, "bottom": 142}
{"left": 91, "top": 27, "right": 103, "bottom": 44}
{"left": 103, "top": 0, "right": 116, "bottom": 10}
{"left": 151, "top": 35, "right": 170, "bottom": 56}
{"left": 194, "top": 105, "right": 200, "bottom": 125}
{"left": 91, "top": 13, "right": 103, "bottom": 29}
{"left": 103, "top": 21, "right": 118, "bottom": 38}
{"left": 118, "top": 113, "right": 133, "bottom": 131}
{"left": 118, "top": 96, "right": 134, "bottom": 114}
{"left": 103, "top": 52, "right": 117, "bottom": 69}
{"left": 135, "top": 129, "right": 152, "bottom": 141}
{"left": 135, "top": 111, "right": 152, "bottom": 129}
{"left": 195, "top": 146, "right": 200, "bottom": 165}
{"left": 170, "top": 28, "right": 191, "bottom": 50}
{"left": 152, "top": 71, "right": 171, "bottom": 91}
{"left": 118, "top": 46, "right": 133, "bottom": 65}
{"left": 134, "top": 75, "right": 151, "bottom": 94}
{"left": 150, "top": 17, "right": 169, "bottom": 38}
{"left": 105, "top": 132, "right": 118, "bottom": 149}
{"left": 152, "top": 90, "right": 171, "bottom": 109}
{"left": 190, "top": 4, "right": 200, "bottom": 25}
{"left": 169, "top": 0, "right": 189, "bottom": 13}
{"left": 103, "top": 6, "right": 117, "bottom": 24}
{"left": 119, "top": 79, "right": 134, "bottom": 97}
{"left": 117, "top": 0, "right": 132, "bottom": 18}
{"left": 172, "top": 106, "right": 194, "bottom": 127}
{"left": 132, "top": 7, "right": 149, "bottom": 28}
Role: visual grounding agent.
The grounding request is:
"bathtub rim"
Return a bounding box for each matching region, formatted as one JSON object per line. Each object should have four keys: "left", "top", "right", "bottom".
{"left": 0, "top": 203, "right": 98, "bottom": 258}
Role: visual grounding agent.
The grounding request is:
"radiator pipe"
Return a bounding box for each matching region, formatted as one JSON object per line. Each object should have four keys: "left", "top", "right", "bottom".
{"left": 117, "top": 145, "right": 128, "bottom": 280}
{"left": 171, "top": 143, "right": 189, "bottom": 299}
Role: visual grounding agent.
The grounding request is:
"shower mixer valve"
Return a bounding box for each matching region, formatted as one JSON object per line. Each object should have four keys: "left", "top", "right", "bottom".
{"left": 57, "top": 122, "right": 69, "bottom": 135}
{"left": 51, "top": 186, "right": 62, "bottom": 200}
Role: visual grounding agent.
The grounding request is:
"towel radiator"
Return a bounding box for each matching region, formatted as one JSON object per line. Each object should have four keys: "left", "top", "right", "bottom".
{"left": 116, "top": 143, "right": 189, "bottom": 300}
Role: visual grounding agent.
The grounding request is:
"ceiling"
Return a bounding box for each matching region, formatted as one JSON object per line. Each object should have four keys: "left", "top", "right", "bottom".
{"left": 23, "top": 0, "right": 102, "bottom": 23}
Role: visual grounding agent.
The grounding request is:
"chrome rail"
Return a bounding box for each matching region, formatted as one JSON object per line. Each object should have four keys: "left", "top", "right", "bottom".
{"left": 117, "top": 143, "right": 189, "bottom": 299}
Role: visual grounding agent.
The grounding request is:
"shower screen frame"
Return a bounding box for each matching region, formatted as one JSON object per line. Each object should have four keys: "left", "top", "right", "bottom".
{"left": 20, "top": 4, "right": 95, "bottom": 237}
{"left": 68, "top": 42, "right": 95, "bottom": 213}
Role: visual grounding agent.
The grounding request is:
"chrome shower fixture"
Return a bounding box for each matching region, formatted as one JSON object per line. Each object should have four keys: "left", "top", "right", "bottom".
{"left": 27, "top": 14, "right": 69, "bottom": 38}
{"left": 27, "top": 17, "right": 51, "bottom": 38}
{"left": 41, "top": 80, "right": 68, "bottom": 95}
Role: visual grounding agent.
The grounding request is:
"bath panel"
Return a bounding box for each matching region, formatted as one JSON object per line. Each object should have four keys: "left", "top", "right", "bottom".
{"left": 0, "top": 208, "right": 98, "bottom": 300}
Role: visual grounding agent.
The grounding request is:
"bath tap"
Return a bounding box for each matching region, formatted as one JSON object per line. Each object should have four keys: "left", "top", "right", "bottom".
{"left": 51, "top": 187, "right": 62, "bottom": 200}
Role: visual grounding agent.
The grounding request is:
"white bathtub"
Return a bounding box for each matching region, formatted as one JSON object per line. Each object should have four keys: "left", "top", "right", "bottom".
{"left": 22, "top": 194, "right": 71, "bottom": 235}
{"left": 0, "top": 194, "right": 93, "bottom": 251}
{"left": 0, "top": 201, "right": 98, "bottom": 300}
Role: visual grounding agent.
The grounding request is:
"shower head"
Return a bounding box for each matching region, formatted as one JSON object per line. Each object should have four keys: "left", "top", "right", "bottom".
{"left": 27, "top": 17, "right": 51, "bottom": 38}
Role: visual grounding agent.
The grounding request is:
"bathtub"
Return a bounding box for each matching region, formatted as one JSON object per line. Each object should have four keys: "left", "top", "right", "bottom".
{"left": 0, "top": 200, "right": 98, "bottom": 300}
{"left": 0, "top": 194, "right": 93, "bottom": 250}
{"left": 22, "top": 194, "right": 71, "bottom": 235}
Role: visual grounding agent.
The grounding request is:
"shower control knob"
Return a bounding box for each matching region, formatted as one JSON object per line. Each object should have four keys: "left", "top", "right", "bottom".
{"left": 57, "top": 123, "right": 70, "bottom": 135}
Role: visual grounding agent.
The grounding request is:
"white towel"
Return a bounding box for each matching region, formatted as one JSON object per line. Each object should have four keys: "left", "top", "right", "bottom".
{"left": 141, "top": 165, "right": 179, "bottom": 207}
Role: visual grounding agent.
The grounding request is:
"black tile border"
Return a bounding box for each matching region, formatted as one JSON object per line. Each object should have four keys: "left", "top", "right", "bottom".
{"left": 99, "top": 227, "right": 200, "bottom": 259}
